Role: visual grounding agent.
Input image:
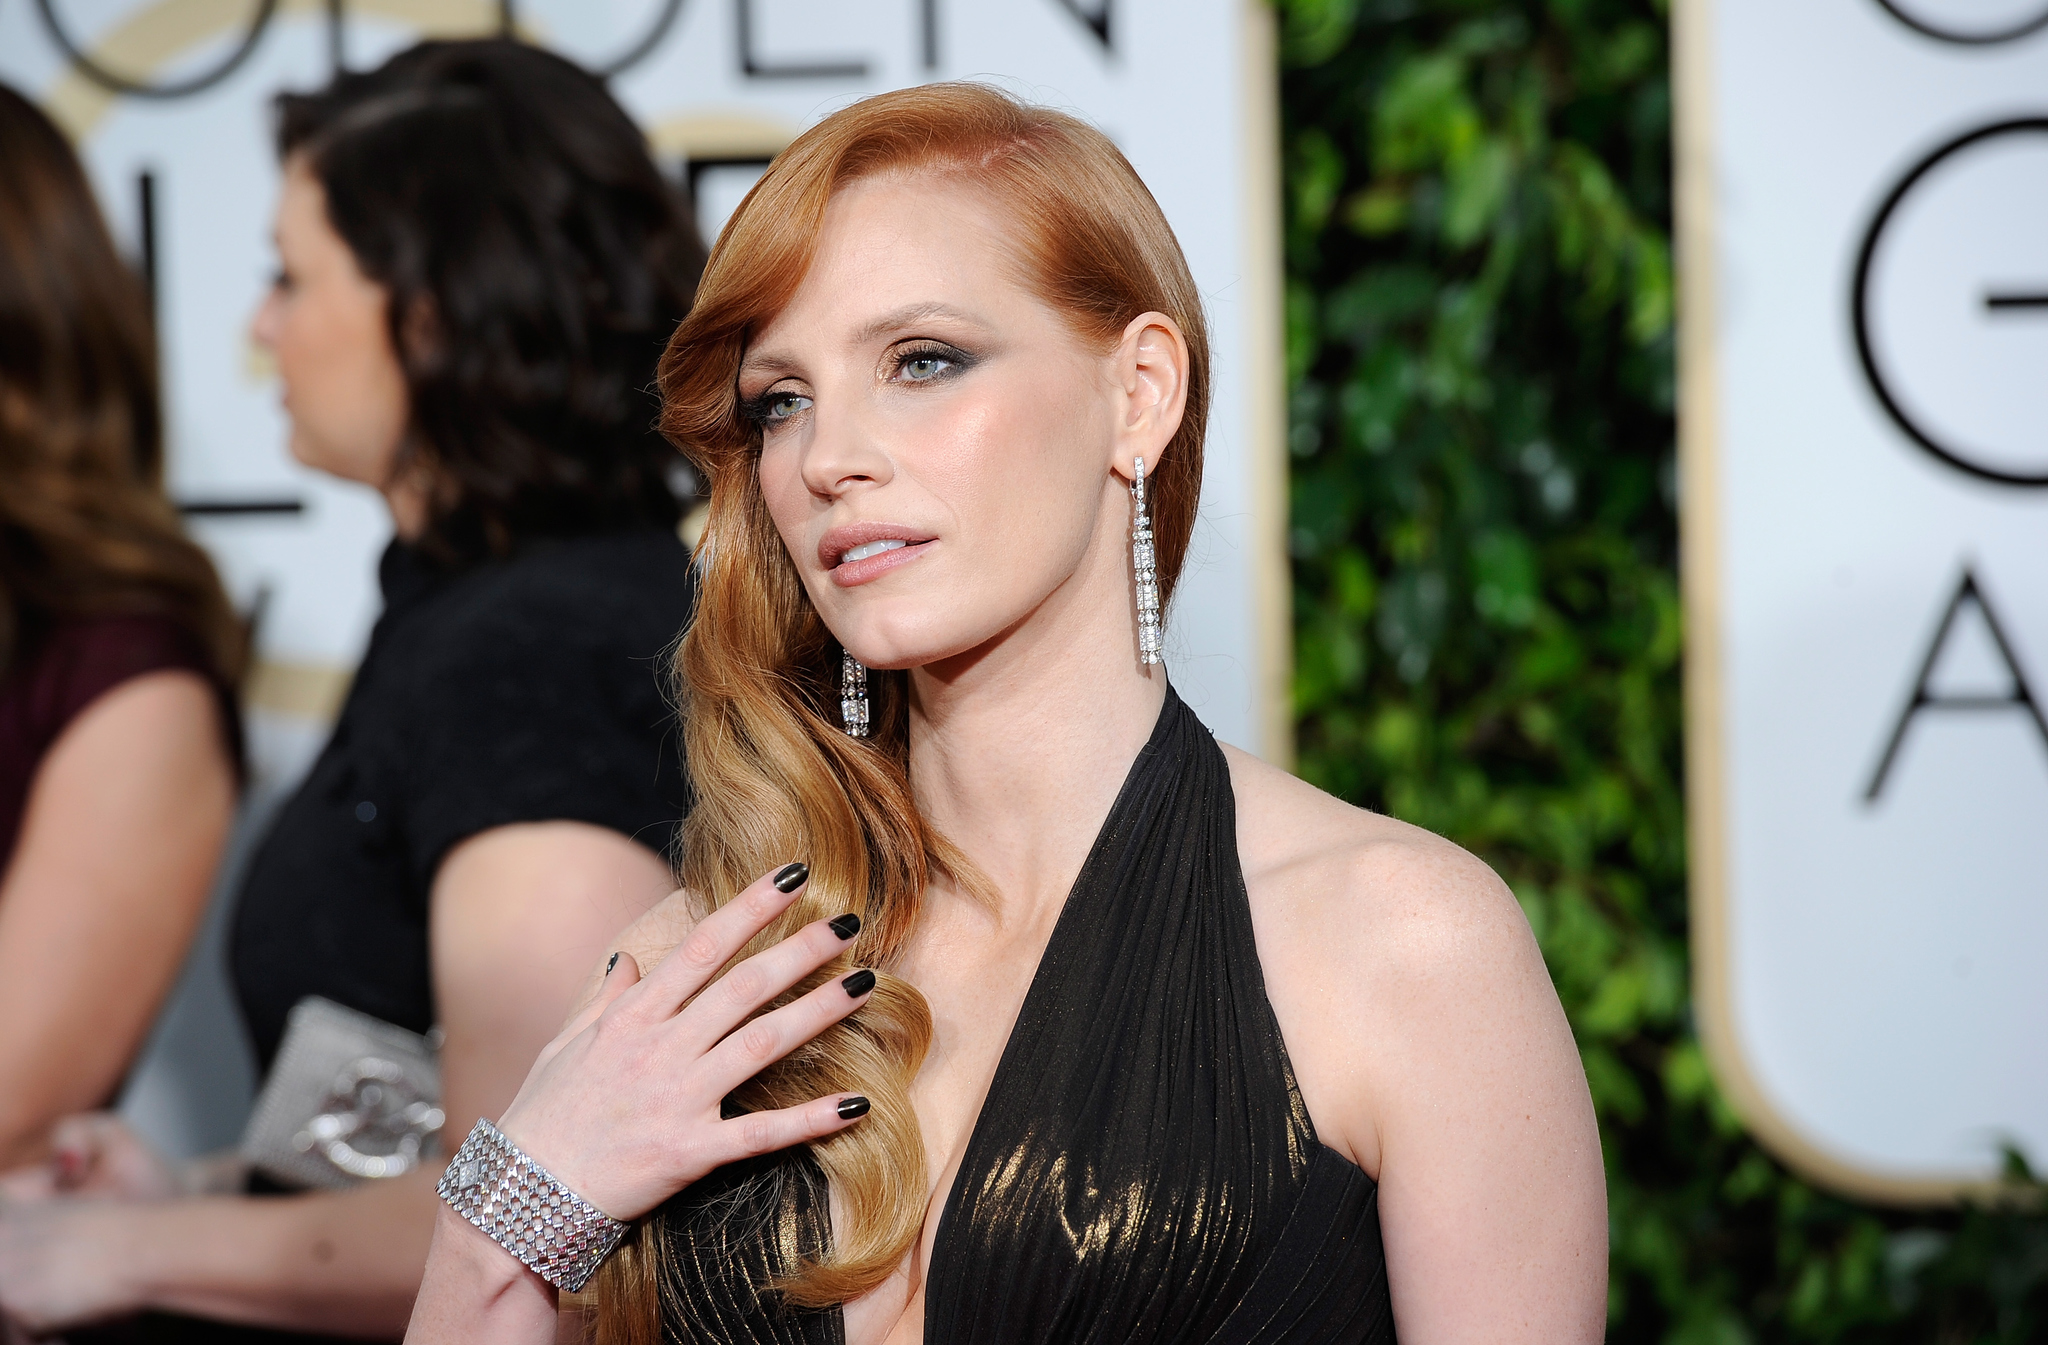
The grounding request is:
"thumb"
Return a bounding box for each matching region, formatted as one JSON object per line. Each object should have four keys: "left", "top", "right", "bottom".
{"left": 567, "top": 948, "right": 641, "bottom": 1033}
{"left": 600, "top": 948, "right": 642, "bottom": 1000}
{"left": 533, "top": 950, "right": 643, "bottom": 1077}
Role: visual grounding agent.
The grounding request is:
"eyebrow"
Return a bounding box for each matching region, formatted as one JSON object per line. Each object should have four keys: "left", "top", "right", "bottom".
{"left": 848, "top": 301, "right": 986, "bottom": 347}
{"left": 739, "top": 302, "right": 990, "bottom": 386}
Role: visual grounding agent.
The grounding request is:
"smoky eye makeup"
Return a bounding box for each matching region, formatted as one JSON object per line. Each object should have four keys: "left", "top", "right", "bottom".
{"left": 886, "top": 339, "right": 976, "bottom": 385}
{"left": 738, "top": 385, "right": 813, "bottom": 428}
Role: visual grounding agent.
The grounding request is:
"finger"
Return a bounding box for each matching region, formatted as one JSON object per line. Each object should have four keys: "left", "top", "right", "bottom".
{"left": 534, "top": 951, "right": 641, "bottom": 1075}
{"left": 707, "top": 1092, "right": 873, "bottom": 1169}
{"left": 625, "top": 862, "right": 812, "bottom": 1018}
{"left": 0, "top": 1165, "right": 57, "bottom": 1203}
{"left": 45, "top": 1114, "right": 116, "bottom": 1190}
{"left": 578, "top": 948, "right": 643, "bottom": 1030}
{"left": 46, "top": 1113, "right": 116, "bottom": 1163}
{"left": 673, "top": 913, "right": 865, "bottom": 1054}
{"left": 697, "top": 965, "right": 876, "bottom": 1100}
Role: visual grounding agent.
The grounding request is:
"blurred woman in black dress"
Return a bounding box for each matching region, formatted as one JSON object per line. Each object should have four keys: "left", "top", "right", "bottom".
{"left": 0, "top": 41, "right": 704, "bottom": 1339}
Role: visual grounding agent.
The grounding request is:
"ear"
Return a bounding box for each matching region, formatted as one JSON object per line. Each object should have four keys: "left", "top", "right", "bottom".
{"left": 1109, "top": 311, "right": 1189, "bottom": 482}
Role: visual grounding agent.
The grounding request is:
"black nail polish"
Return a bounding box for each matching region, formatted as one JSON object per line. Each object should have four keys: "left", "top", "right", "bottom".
{"left": 841, "top": 968, "right": 876, "bottom": 998}
{"left": 773, "top": 862, "right": 809, "bottom": 892}
{"left": 837, "top": 1095, "right": 871, "bottom": 1119}
{"left": 828, "top": 913, "right": 861, "bottom": 940}
{"left": 604, "top": 952, "right": 620, "bottom": 978}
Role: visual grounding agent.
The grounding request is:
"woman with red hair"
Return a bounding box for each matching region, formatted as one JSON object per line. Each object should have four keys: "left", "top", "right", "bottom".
{"left": 411, "top": 83, "right": 1606, "bottom": 1344}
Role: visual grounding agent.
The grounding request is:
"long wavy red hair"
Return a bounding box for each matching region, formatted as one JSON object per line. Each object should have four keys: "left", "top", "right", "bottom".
{"left": 589, "top": 81, "right": 1208, "bottom": 1333}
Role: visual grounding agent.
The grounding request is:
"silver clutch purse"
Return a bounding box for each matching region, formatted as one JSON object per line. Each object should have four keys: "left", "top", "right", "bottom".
{"left": 239, "top": 996, "right": 446, "bottom": 1190}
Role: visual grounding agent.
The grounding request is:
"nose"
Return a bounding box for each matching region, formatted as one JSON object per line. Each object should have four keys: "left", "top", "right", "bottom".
{"left": 250, "top": 289, "right": 280, "bottom": 354}
{"left": 796, "top": 397, "right": 893, "bottom": 501}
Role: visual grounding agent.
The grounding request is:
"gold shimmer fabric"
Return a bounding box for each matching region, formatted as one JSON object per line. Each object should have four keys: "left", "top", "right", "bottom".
{"left": 655, "top": 689, "right": 1394, "bottom": 1342}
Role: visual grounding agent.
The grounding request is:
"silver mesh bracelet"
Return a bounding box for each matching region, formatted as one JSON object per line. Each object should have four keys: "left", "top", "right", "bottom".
{"left": 436, "top": 1118, "right": 627, "bottom": 1293}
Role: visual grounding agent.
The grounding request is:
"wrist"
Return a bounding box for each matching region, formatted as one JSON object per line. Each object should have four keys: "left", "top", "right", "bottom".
{"left": 406, "top": 1204, "right": 560, "bottom": 1340}
{"left": 431, "top": 1202, "right": 553, "bottom": 1298}
{"left": 94, "top": 1198, "right": 173, "bottom": 1311}
{"left": 437, "top": 1119, "right": 626, "bottom": 1293}
{"left": 177, "top": 1150, "right": 248, "bottom": 1197}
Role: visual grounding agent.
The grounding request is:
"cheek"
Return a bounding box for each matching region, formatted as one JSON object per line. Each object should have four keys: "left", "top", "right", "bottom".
{"left": 924, "top": 372, "right": 1101, "bottom": 563}
{"left": 278, "top": 297, "right": 349, "bottom": 398}
{"left": 756, "top": 442, "right": 813, "bottom": 559}
{"left": 279, "top": 292, "right": 407, "bottom": 468}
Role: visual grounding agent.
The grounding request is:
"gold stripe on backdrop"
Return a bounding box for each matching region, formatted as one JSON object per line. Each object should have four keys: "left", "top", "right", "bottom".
{"left": 43, "top": 0, "right": 512, "bottom": 140}
{"left": 243, "top": 658, "right": 350, "bottom": 722}
{"left": 1238, "top": 0, "right": 1293, "bottom": 770}
{"left": 1674, "top": 0, "right": 1983, "bottom": 1207}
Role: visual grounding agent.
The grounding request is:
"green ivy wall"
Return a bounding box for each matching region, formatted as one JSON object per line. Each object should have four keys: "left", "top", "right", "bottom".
{"left": 1272, "top": 1, "right": 2047, "bottom": 1339}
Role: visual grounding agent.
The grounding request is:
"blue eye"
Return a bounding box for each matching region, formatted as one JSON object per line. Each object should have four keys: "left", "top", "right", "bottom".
{"left": 763, "top": 392, "right": 812, "bottom": 422}
{"left": 894, "top": 343, "right": 970, "bottom": 384}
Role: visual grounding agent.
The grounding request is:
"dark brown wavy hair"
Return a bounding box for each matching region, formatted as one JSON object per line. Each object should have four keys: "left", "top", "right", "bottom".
{"left": 587, "top": 81, "right": 1208, "bottom": 1335}
{"left": 0, "top": 84, "right": 242, "bottom": 684}
{"left": 276, "top": 40, "right": 707, "bottom": 565}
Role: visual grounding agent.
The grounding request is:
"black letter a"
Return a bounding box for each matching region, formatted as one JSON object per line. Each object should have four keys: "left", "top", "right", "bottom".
{"left": 1865, "top": 568, "right": 2048, "bottom": 802}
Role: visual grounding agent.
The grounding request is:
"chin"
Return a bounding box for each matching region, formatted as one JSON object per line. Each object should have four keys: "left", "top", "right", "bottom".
{"left": 284, "top": 434, "right": 322, "bottom": 473}
{"left": 840, "top": 619, "right": 1011, "bottom": 673}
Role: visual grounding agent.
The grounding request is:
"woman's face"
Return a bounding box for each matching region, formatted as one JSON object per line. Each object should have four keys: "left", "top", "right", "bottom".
{"left": 745, "top": 175, "right": 1186, "bottom": 673}
{"left": 249, "top": 157, "right": 409, "bottom": 491}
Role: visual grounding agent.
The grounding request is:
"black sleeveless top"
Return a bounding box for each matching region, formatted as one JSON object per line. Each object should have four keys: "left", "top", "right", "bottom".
{"left": 655, "top": 689, "right": 1395, "bottom": 1343}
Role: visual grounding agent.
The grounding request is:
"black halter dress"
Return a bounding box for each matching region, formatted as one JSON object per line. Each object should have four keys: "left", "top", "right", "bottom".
{"left": 654, "top": 689, "right": 1395, "bottom": 1343}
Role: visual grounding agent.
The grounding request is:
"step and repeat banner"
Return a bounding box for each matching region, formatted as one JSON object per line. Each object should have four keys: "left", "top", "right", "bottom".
{"left": 0, "top": 0, "right": 1284, "bottom": 1153}
{"left": 1679, "top": 0, "right": 2048, "bottom": 1198}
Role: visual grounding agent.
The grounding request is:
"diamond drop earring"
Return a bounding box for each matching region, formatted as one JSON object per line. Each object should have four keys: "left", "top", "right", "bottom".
{"left": 1131, "top": 457, "right": 1162, "bottom": 666}
{"left": 840, "top": 650, "right": 871, "bottom": 738}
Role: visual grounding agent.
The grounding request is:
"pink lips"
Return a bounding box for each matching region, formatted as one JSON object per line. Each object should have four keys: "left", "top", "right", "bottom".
{"left": 818, "top": 521, "right": 937, "bottom": 588}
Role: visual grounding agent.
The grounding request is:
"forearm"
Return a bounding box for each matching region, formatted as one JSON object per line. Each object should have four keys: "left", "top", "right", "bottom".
{"left": 127, "top": 1172, "right": 438, "bottom": 1334}
{"left": 405, "top": 1204, "right": 557, "bottom": 1343}
{"left": 0, "top": 675, "right": 235, "bottom": 1169}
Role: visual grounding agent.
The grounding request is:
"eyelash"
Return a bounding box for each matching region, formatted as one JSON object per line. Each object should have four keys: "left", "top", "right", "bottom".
{"left": 738, "top": 341, "right": 975, "bottom": 431}
{"left": 739, "top": 388, "right": 810, "bottom": 427}
{"left": 889, "top": 340, "right": 973, "bottom": 384}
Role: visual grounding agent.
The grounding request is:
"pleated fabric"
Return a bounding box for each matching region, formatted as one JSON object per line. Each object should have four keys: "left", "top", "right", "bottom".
{"left": 654, "top": 688, "right": 1394, "bottom": 1343}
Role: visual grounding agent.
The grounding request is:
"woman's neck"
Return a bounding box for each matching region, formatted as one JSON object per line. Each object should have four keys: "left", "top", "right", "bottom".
{"left": 381, "top": 460, "right": 434, "bottom": 541}
{"left": 906, "top": 552, "right": 1167, "bottom": 923}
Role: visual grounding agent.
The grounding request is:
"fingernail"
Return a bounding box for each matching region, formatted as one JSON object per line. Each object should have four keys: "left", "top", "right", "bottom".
{"left": 605, "top": 952, "right": 620, "bottom": 978}
{"left": 841, "top": 968, "right": 876, "bottom": 998}
{"left": 837, "top": 1095, "right": 871, "bottom": 1119}
{"left": 828, "top": 913, "right": 861, "bottom": 940}
{"left": 773, "top": 862, "right": 809, "bottom": 892}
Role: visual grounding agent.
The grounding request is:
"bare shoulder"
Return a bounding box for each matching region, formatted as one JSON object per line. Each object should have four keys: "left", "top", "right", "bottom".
{"left": 1221, "top": 744, "right": 1530, "bottom": 966}
{"left": 1220, "top": 746, "right": 1576, "bottom": 1180}
{"left": 1224, "top": 748, "right": 1603, "bottom": 1337}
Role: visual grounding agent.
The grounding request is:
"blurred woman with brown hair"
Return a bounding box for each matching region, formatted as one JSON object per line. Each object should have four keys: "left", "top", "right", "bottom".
{"left": 0, "top": 84, "right": 242, "bottom": 1169}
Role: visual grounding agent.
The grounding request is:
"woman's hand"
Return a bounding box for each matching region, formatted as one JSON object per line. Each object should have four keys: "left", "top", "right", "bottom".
{"left": 491, "top": 862, "right": 873, "bottom": 1221}
{"left": 0, "top": 1113, "right": 180, "bottom": 1203}
{"left": 0, "top": 1198, "right": 144, "bottom": 1332}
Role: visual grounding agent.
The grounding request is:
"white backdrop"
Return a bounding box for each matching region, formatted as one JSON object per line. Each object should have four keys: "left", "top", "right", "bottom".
{"left": 0, "top": 0, "right": 1284, "bottom": 1154}
{"left": 1679, "top": 0, "right": 2048, "bottom": 1199}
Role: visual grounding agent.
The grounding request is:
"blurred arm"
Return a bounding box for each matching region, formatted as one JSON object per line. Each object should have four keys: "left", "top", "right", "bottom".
{"left": 0, "top": 820, "right": 672, "bottom": 1335}
{"left": 0, "top": 671, "right": 234, "bottom": 1167}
